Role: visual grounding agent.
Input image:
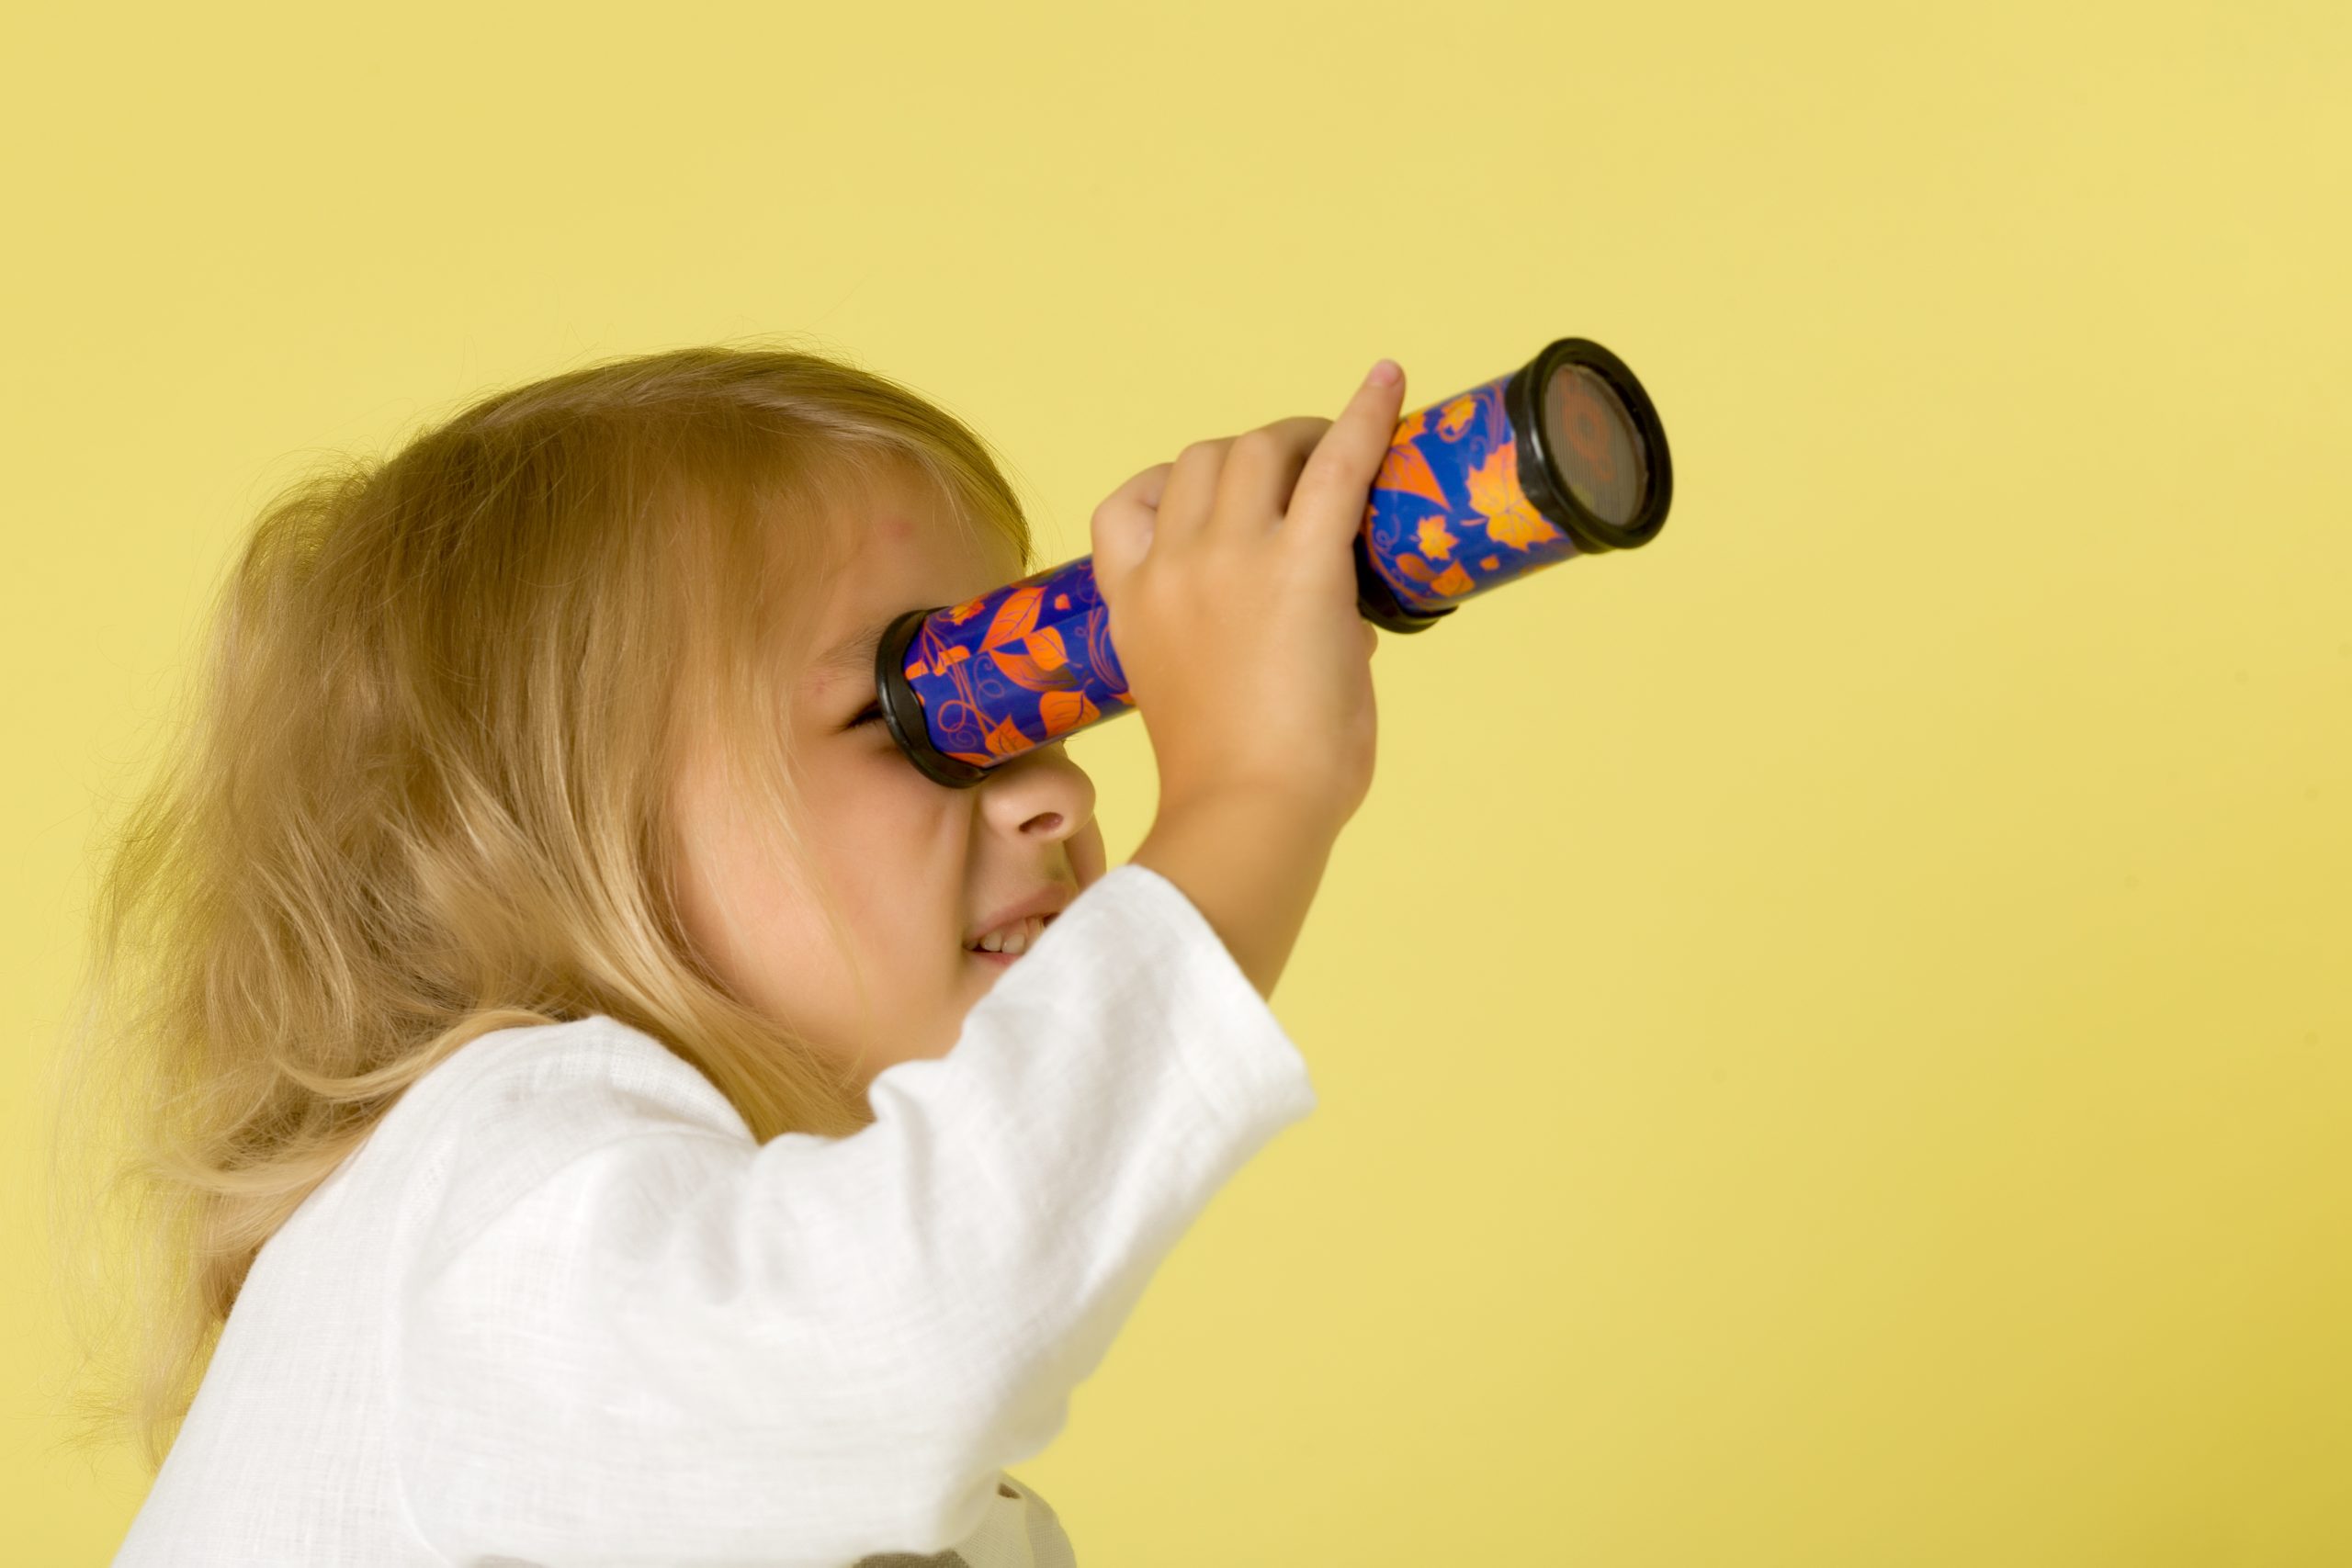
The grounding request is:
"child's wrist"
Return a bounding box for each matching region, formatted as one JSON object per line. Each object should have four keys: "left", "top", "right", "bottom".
{"left": 1152, "top": 777, "right": 1351, "bottom": 843}
{"left": 1129, "top": 791, "right": 1340, "bottom": 1002}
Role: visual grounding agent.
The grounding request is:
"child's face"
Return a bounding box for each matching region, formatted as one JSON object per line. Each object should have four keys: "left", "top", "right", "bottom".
{"left": 669, "top": 465, "right": 1106, "bottom": 1099}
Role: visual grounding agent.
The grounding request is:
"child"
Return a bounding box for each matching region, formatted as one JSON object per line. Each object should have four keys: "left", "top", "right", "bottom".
{"left": 55, "top": 340, "right": 1406, "bottom": 1565}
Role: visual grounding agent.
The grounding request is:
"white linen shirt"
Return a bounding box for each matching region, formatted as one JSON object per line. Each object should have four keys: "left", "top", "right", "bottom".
{"left": 109, "top": 862, "right": 1318, "bottom": 1567}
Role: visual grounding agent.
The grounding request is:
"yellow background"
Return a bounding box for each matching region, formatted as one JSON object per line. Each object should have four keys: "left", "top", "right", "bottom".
{"left": 6, "top": 2, "right": 2346, "bottom": 1561}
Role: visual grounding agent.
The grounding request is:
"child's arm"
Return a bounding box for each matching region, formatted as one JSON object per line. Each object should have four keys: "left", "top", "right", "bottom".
{"left": 386, "top": 862, "right": 1314, "bottom": 1566}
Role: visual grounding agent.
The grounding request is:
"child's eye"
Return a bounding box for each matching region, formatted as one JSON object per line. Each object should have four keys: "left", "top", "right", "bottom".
{"left": 846, "top": 702, "right": 887, "bottom": 731}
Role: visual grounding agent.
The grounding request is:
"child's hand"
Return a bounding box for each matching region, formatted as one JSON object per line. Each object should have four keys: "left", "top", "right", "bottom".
{"left": 1091, "top": 359, "right": 1406, "bottom": 832}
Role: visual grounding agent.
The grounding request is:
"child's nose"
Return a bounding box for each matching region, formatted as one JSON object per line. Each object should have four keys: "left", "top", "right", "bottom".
{"left": 975, "top": 744, "right": 1095, "bottom": 841}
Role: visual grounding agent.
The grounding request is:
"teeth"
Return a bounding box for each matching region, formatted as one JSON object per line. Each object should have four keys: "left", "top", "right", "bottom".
{"left": 976, "top": 914, "right": 1047, "bottom": 954}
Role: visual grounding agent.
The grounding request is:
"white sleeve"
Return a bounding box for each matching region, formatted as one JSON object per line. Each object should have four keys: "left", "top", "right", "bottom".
{"left": 386, "top": 861, "right": 1317, "bottom": 1568}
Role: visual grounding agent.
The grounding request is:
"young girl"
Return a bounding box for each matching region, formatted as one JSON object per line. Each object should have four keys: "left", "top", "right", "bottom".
{"left": 50, "top": 339, "right": 1407, "bottom": 1565}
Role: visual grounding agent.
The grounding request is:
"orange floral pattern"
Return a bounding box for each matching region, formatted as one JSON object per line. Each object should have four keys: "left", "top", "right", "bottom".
{"left": 1356, "top": 372, "right": 1580, "bottom": 617}
{"left": 897, "top": 558, "right": 1133, "bottom": 772}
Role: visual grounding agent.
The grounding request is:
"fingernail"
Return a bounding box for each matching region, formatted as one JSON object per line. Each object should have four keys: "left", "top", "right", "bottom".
{"left": 1366, "top": 358, "right": 1401, "bottom": 388}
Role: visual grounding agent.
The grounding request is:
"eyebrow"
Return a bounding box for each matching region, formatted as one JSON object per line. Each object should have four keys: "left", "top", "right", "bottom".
{"left": 804, "top": 621, "right": 887, "bottom": 692}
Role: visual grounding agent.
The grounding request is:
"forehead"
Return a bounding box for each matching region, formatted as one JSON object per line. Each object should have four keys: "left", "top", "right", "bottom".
{"left": 795, "top": 464, "right": 1023, "bottom": 697}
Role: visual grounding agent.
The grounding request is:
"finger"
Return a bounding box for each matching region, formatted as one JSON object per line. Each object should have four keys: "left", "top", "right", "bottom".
{"left": 1154, "top": 436, "right": 1236, "bottom": 548}
{"left": 1089, "top": 462, "right": 1171, "bottom": 598}
{"left": 1116, "top": 459, "right": 1172, "bottom": 513}
{"left": 1209, "top": 416, "right": 1331, "bottom": 541}
{"left": 1289, "top": 361, "right": 1408, "bottom": 551}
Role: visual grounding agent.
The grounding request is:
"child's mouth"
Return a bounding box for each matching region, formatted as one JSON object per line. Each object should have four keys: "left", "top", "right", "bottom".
{"left": 966, "top": 911, "right": 1054, "bottom": 964}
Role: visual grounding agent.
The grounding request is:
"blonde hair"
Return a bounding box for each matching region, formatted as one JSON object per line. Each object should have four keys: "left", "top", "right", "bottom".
{"left": 38, "top": 336, "right": 1037, "bottom": 1474}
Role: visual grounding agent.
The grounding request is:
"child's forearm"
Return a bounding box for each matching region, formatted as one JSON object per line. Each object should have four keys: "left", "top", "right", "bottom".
{"left": 1129, "top": 789, "right": 1343, "bottom": 1002}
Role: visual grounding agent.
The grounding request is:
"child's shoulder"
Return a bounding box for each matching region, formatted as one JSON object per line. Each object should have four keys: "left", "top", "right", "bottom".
{"left": 413, "top": 1011, "right": 739, "bottom": 1122}
{"left": 344, "top": 1013, "right": 752, "bottom": 1234}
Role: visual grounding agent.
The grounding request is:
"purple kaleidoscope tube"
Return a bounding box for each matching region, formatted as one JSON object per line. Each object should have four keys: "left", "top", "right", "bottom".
{"left": 875, "top": 336, "right": 1672, "bottom": 787}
